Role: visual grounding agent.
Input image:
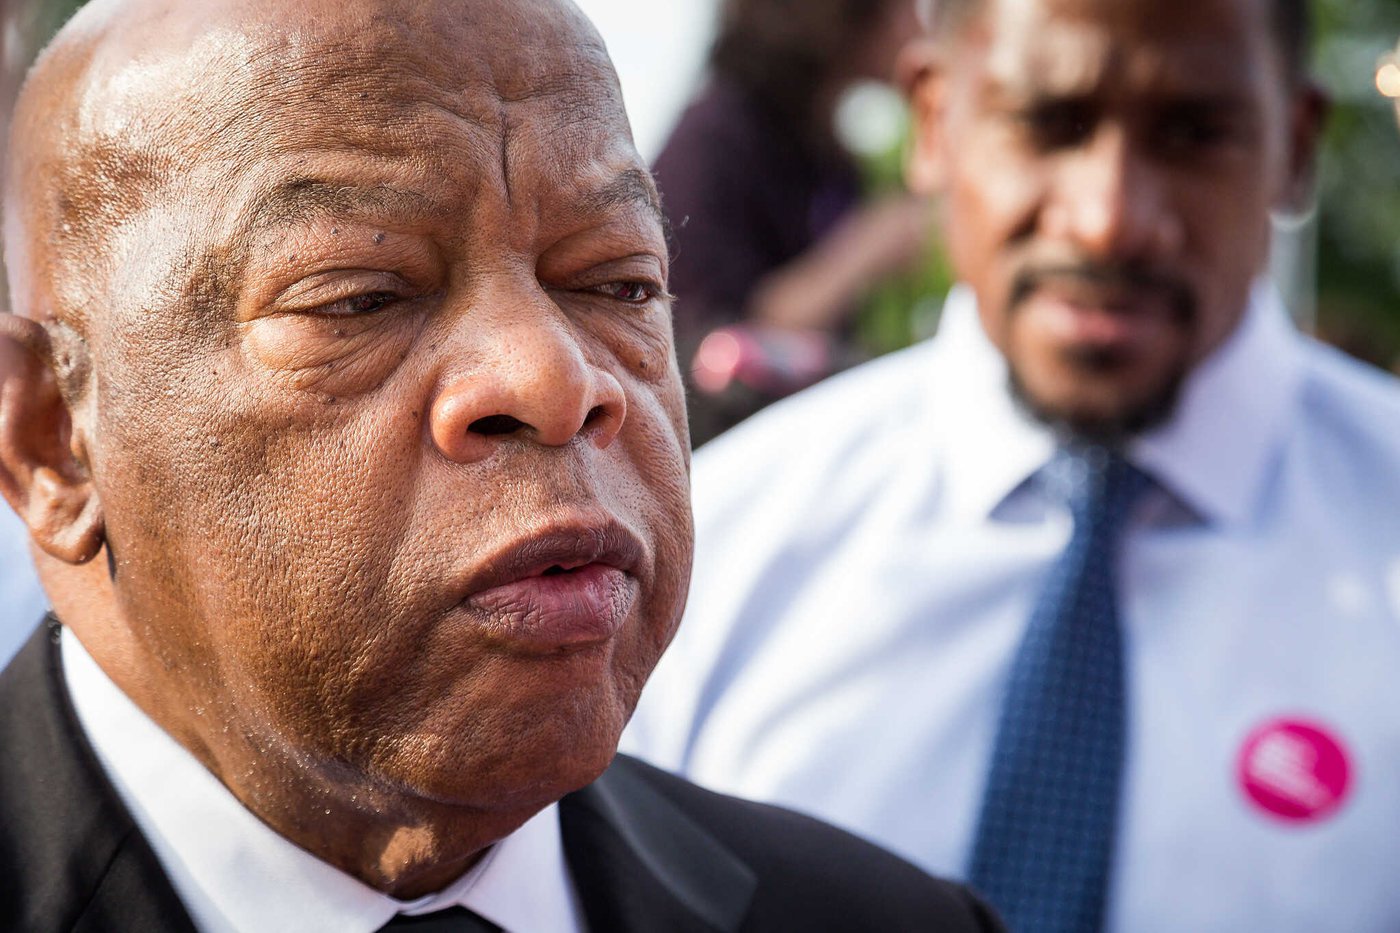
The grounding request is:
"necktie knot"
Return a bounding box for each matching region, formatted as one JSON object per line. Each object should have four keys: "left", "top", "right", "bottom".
{"left": 1046, "top": 445, "right": 1150, "bottom": 538}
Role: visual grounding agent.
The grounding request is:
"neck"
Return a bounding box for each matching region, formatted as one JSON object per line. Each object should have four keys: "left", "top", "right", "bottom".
{"left": 52, "top": 561, "right": 540, "bottom": 899}
{"left": 161, "top": 684, "right": 540, "bottom": 898}
{"left": 224, "top": 768, "right": 533, "bottom": 897}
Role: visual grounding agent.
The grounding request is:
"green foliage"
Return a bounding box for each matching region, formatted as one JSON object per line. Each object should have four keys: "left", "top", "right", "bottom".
{"left": 853, "top": 115, "right": 953, "bottom": 356}
{"left": 34, "top": 0, "right": 85, "bottom": 46}
{"left": 1313, "top": 0, "right": 1400, "bottom": 368}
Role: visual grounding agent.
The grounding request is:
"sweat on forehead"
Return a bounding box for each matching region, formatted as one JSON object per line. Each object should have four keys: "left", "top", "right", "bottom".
{"left": 2, "top": 0, "right": 621, "bottom": 334}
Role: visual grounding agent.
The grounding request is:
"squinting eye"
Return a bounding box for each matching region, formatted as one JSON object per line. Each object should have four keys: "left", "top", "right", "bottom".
{"left": 1020, "top": 101, "right": 1097, "bottom": 150}
{"left": 601, "top": 282, "right": 656, "bottom": 304}
{"left": 1155, "top": 114, "right": 1232, "bottom": 152}
{"left": 321, "top": 292, "right": 398, "bottom": 316}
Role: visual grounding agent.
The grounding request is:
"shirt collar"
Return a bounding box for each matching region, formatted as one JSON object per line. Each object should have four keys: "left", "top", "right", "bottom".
{"left": 61, "top": 628, "right": 583, "bottom": 933}
{"left": 928, "top": 281, "right": 1304, "bottom": 527}
{"left": 1128, "top": 280, "right": 1304, "bottom": 527}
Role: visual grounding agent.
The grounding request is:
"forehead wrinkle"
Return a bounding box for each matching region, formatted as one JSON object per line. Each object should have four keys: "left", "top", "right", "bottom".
{"left": 491, "top": 73, "right": 636, "bottom": 224}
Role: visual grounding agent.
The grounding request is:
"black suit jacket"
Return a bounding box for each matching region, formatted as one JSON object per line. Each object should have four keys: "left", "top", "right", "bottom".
{"left": 0, "top": 622, "right": 1001, "bottom": 932}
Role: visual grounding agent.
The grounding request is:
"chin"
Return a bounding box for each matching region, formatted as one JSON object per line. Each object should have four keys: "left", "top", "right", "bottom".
{"left": 378, "top": 690, "right": 628, "bottom": 811}
{"left": 1010, "top": 365, "right": 1187, "bottom": 444}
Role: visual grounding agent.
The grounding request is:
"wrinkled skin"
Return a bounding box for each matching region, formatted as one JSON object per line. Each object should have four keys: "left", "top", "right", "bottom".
{"left": 0, "top": 0, "right": 691, "bottom": 896}
{"left": 905, "top": 0, "right": 1325, "bottom": 439}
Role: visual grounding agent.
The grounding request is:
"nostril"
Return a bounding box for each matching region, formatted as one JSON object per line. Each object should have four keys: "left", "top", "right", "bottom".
{"left": 469, "top": 414, "right": 527, "bottom": 436}
{"left": 583, "top": 405, "right": 608, "bottom": 427}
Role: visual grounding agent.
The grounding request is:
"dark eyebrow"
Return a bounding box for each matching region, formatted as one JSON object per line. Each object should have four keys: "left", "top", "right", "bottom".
{"left": 1152, "top": 94, "right": 1257, "bottom": 115}
{"left": 579, "top": 168, "right": 665, "bottom": 227}
{"left": 242, "top": 179, "right": 438, "bottom": 237}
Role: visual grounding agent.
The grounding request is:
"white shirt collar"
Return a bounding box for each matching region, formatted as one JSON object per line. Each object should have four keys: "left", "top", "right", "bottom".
{"left": 1129, "top": 280, "right": 1305, "bottom": 526}
{"left": 60, "top": 628, "right": 585, "bottom": 933}
{"left": 927, "top": 282, "right": 1304, "bottom": 527}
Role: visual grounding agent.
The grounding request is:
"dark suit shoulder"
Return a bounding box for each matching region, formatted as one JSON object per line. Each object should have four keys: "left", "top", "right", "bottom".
{"left": 605, "top": 755, "right": 1003, "bottom": 932}
{"left": 0, "top": 623, "right": 196, "bottom": 933}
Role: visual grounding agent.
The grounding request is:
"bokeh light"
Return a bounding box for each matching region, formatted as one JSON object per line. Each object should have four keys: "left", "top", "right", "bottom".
{"left": 1376, "top": 60, "right": 1400, "bottom": 98}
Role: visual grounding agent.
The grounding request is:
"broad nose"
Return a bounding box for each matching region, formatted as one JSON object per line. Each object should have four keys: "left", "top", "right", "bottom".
{"left": 1044, "top": 126, "right": 1182, "bottom": 262}
{"left": 429, "top": 295, "right": 626, "bottom": 464}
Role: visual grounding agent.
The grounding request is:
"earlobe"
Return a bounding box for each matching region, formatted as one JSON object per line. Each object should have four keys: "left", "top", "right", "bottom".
{"left": 0, "top": 313, "right": 105, "bottom": 565}
{"left": 28, "top": 465, "right": 106, "bottom": 565}
{"left": 1274, "top": 82, "right": 1330, "bottom": 217}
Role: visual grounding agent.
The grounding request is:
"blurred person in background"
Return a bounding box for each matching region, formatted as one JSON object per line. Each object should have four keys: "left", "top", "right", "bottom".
{"left": 1, "top": 0, "right": 52, "bottom": 664}
{"left": 656, "top": 0, "right": 932, "bottom": 445}
{"left": 625, "top": 0, "right": 1400, "bottom": 930}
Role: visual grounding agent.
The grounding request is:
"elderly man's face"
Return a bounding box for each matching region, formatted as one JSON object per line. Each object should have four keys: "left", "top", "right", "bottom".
{"left": 33, "top": 0, "right": 690, "bottom": 812}
{"left": 910, "top": 0, "right": 1320, "bottom": 437}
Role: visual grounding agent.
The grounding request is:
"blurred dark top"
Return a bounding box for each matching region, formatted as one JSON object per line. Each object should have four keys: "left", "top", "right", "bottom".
{"left": 654, "top": 77, "right": 860, "bottom": 446}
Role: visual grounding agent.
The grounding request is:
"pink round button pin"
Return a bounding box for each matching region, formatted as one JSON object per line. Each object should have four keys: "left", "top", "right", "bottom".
{"left": 1237, "top": 718, "right": 1352, "bottom": 824}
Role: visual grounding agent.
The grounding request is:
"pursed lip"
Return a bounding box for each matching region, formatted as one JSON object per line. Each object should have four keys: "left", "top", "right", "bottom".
{"left": 1010, "top": 263, "right": 1195, "bottom": 330}
{"left": 457, "top": 517, "right": 647, "bottom": 652}
{"left": 1018, "top": 275, "right": 1185, "bottom": 355}
{"left": 463, "top": 517, "right": 646, "bottom": 595}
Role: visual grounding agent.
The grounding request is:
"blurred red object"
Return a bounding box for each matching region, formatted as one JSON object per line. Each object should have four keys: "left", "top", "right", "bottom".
{"left": 692, "top": 326, "right": 835, "bottom": 396}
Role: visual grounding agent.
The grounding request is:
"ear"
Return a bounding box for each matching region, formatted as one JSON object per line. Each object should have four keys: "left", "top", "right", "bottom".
{"left": 0, "top": 314, "right": 105, "bottom": 564}
{"left": 899, "top": 37, "right": 951, "bottom": 197}
{"left": 1274, "top": 79, "right": 1330, "bottom": 216}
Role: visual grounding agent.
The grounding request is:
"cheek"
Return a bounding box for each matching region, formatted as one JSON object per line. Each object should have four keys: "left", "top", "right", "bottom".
{"left": 582, "top": 306, "right": 691, "bottom": 462}
{"left": 941, "top": 151, "right": 1042, "bottom": 290}
{"left": 640, "top": 353, "right": 691, "bottom": 460}
{"left": 611, "top": 376, "right": 693, "bottom": 625}
{"left": 1171, "top": 182, "right": 1271, "bottom": 354}
{"left": 593, "top": 305, "right": 677, "bottom": 382}
{"left": 96, "top": 351, "right": 436, "bottom": 694}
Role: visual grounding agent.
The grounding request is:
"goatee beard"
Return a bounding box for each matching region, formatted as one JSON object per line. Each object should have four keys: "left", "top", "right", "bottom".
{"left": 1007, "top": 362, "right": 1186, "bottom": 449}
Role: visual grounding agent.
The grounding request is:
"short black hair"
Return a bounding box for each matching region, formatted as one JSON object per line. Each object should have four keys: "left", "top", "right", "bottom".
{"left": 921, "top": 0, "right": 1312, "bottom": 83}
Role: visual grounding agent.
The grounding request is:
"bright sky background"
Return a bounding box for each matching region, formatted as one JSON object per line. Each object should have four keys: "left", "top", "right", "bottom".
{"left": 572, "top": 0, "right": 716, "bottom": 162}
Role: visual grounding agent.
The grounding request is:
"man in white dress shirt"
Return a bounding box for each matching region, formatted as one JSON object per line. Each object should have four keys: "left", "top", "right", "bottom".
{"left": 0, "top": 0, "right": 1003, "bottom": 931}
{"left": 625, "top": 0, "right": 1400, "bottom": 930}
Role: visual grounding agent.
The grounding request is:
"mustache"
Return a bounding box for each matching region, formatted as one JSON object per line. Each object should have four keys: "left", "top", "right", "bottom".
{"left": 1007, "top": 261, "right": 1197, "bottom": 323}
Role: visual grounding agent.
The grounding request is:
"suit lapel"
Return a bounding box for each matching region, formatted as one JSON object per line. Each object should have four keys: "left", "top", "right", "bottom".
{"left": 0, "top": 620, "right": 197, "bottom": 933}
{"left": 2, "top": 623, "right": 757, "bottom": 933}
{"left": 559, "top": 758, "right": 757, "bottom": 933}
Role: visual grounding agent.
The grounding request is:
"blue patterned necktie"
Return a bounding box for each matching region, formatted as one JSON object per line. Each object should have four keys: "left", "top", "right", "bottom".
{"left": 968, "top": 446, "right": 1149, "bottom": 933}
